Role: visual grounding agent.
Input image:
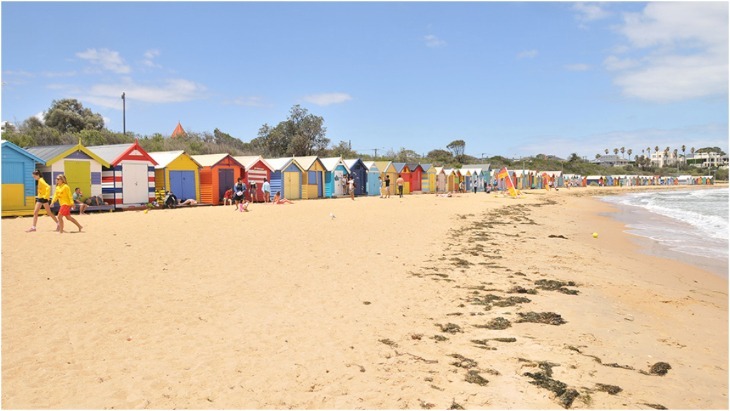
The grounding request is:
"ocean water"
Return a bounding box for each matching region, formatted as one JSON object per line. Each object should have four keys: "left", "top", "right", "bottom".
{"left": 599, "top": 188, "right": 729, "bottom": 277}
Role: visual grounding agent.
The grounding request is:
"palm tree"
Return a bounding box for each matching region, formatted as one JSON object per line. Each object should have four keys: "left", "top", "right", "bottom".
{"left": 681, "top": 145, "right": 686, "bottom": 167}
{"left": 605, "top": 148, "right": 609, "bottom": 155}
{"left": 595, "top": 153, "right": 601, "bottom": 159}
{"left": 614, "top": 148, "right": 619, "bottom": 156}
{"left": 620, "top": 147, "right": 625, "bottom": 158}
{"left": 627, "top": 148, "right": 632, "bottom": 159}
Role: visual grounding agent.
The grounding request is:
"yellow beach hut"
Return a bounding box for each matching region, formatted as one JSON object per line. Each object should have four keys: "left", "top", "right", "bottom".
{"left": 26, "top": 141, "right": 110, "bottom": 203}
{"left": 148, "top": 150, "right": 202, "bottom": 202}
{"left": 373, "top": 161, "right": 398, "bottom": 196}
{"left": 293, "top": 156, "right": 326, "bottom": 199}
{"left": 420, "top": 164, "right": 436, "bottom": 193}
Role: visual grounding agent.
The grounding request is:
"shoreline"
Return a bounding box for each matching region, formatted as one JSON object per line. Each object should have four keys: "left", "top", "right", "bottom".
{"left": 2, "top": 186, "right": 727, "bottom": 409}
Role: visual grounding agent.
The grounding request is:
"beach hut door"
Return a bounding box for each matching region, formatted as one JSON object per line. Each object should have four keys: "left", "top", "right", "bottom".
{"left": 123, "top": 162, "right": 150, "bottom": 204}
{"left": 218, "top": 168, "right": 234, "bottom": 202}
{"left": 334, "top": 170, "right": 344, "bottom": 196}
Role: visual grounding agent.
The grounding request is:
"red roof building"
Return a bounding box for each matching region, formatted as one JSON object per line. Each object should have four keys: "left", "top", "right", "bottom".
{"left": 171, "top": 122, "right": 186, "bottom": 138}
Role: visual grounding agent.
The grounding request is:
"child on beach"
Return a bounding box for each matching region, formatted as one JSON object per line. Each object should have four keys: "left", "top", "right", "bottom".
{"left": 272, "top": 191, "right": 294, "bottom": 205}
{"left": 223, "top": 188, "right": 233, "bottom": 206}
{"left": 233, "top": 178, "right": 249, "bottom": 212}
{"left": 51, "top": 175, "right": 82, "bottom": 234}
{"left": 26, "top": 170, "right": 60, "bottom": 232}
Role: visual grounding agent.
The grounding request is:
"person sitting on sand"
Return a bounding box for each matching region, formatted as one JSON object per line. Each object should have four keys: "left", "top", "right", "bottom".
{"left": 222, "top": 188, "right": 233, "bottom": 206}
{"left": 272, "top": 191, "right": 294, "bottom": 205}
{"left": 435, "top": 191, "right": 457, "bottom": 198}
{"left": 72, "top": 187, "right": 89, "bottom": 215}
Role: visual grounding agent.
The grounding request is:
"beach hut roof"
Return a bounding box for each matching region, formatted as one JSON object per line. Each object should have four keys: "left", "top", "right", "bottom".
{"left": 343, "top": 158, "right": 366, "bottom": 170}
{"left": 26, "top": 142, "right": 110, "bottom": 168}
{"left": 539, "top": 170, "right": 563, "bottom": 177}
{"left": 266, "top": 157, "right": 304, "bottom": 172}
{"left": 320, "top": 157, "right": 350, "bottom": 172}
{"left": 392, "top": 162, "right": 408, "bottom": 173}
{"left": 586, "top": 175, "right": 604, "bottom": 179}
{"left": 87, "top": 141, "right": 158, "bottom": 166}
{"left": 434, "top": 166, "right": 444, "bottom": 174}
{"left": 2, "top": 140, "right": 45, "bottom": 164}
{"left": 234, "top": 155, "right": 273, "bottom": 170}
{"left": 191, "top": 153, "right": 244, "bottom": 168}
{"left": 148, "top": 150, "right": 203, "bottom": 169}
{"left": 292, "top": 156, "right": 321, "bottom": 170}
{"left": 373, "top": 161, "right": 392, "bottom": 172}
{"left": 362, "top": 160, "right": 378, "bottom": 171}
{"left": 420, "top": 163, "right": 433, "bottom": 172}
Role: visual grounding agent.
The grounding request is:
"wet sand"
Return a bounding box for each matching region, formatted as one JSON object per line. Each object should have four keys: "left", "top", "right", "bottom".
{"left": 2, "top": 185, "right": 727, "bottom": 409}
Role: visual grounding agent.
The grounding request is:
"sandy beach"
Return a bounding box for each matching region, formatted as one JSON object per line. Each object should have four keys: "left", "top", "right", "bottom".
{"left": 2, "top": 185, "right": 727, "bottom": 409}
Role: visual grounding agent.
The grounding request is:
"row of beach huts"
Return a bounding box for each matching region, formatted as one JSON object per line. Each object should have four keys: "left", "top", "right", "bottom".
{"left": 1, "top": 139, "right": 715, "bottom": 216}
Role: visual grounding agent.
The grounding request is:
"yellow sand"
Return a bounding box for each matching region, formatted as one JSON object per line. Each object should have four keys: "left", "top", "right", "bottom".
{"left": 2, "top": 185, "right": 727, "bottom": 409}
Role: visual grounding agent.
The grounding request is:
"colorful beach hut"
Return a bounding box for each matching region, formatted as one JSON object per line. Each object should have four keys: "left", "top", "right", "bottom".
{"left": 87, "top": 141, "right": 158, "bottom": 208}
{"left": 362, "top": 161, "right": 381, "bottom": 196}
{"left": 435, "top": 167, "right": 446, "bottom": 192}
{"left": 148, "top": 150, "right": 202, "bottom": 202}
{"left": 406, "top": 163, "right": 423, "bottom": 193}
{"left": 320, "top": 157, "right": 349, "bottom": 198}
{"left": 343, "top": 158, "right": 368, "bottom": 196}
{"left": 2, "top": 140, "right": 45, "bottom": 216}
{"left": 26, "top": 141, "right": 110, "bottom": 202}
{"left": 266, "top": 157, "right": 304, "bottom": 200}
{"left": 234, "top": 156, "right": 273, "bottom": 202}
{"left": 374, "top": 161, "right": 398, "bottom": 196}
{"left": 293, "top": 156, "right": 326, "bottom": 199}
{"left": 191, "top": 153, "right": 244, "bottom": 205}
{"left": 391, "top": 163, "right": 411, "bottom": 195}
{"left": 419, "top": 164, "right": 436, "bottom": 193}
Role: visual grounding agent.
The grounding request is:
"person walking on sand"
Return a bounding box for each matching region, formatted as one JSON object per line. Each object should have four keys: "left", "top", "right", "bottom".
{"left": 27, "top": 170, "right": 60, "bottom": 232}
{"left": 348, "top": 175, "right": 355, "bottom": 200}
{"left": 378, "top": 176, "right": 384, "bottom": 198}
{"left": 385, "top": 175, "right": 391, "bottom": 198}
{"left": 51, "top": 175, "right": 82, "bottom": 234}
{"left": 396, "top": 174, "right": 404, "bottom": 198}
{"left": 262, "top": 178, "right": 271, "bottom": 203}
{"left": 233, "top": 178, "right": 248, "bottom": 212}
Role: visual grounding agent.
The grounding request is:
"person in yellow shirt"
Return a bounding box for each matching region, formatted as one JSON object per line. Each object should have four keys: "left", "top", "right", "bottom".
{"left": 26, "top": 170, "right": 60, "bottom": 232}
{"left": 51, "top": 174, "right": 82, "bottom": 234}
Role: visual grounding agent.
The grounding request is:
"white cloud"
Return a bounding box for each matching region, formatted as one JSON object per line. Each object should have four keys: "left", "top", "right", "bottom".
{"left": 82, "top": 79, "right": 207, "bottom": 109}
{"left": 424, "top": 34, "right": 446, "bottom": 48}
{"left": 573, "top": 2, "right": 611, "bottom": 22}
{"left": 302, "top": 92, "right": 352, "bottom": 106}
{"left": 76, "top": 48, "right": 130, "bottom": 74}
{"left": 143, "top": 49, "right": 161, "bottom": 68}
{"left": 517, "top": 49, "right": 539, "bottom": 59}
{"left": 565, "top": 63, "right": 591, "bottom": 72}
{"left": 606, "top": 2, "right": 728, "bottom": 103}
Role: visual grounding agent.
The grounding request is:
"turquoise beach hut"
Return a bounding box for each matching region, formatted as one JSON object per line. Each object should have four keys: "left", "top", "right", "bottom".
{"left": 320, "top": 157, "right": 349, "bottom": 198}
{"left": 363, "top": 161, "right": 381, "bottom": 196}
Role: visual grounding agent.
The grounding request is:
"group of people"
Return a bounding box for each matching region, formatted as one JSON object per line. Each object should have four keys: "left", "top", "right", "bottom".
{"left": 223, "top": 178, "right": 293, "bottom": 210}
{"left": 378, "top": 174, "right": 406, "bottom": 198}
{"left": 26, "top": 170, "right": 83, "bottom": 234}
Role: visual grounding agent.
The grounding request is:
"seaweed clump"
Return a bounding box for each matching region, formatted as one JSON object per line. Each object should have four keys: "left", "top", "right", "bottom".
{"left": 517, "top": 312, "right": 566, "bottom": 325}
{"left": 649, "top": 362, "right": 672, "bottom": 376}
{"left": 475, "top": 317, "right": 512, "bottom": 330}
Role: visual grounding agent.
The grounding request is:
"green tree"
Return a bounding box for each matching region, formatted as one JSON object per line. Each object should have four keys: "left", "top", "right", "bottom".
{"left": 426, "top": 149, "right": 453, "bottom": 165}
{"left": 44, "top": 99, "right": 104, "bottom": 133}
{"left": 251, "top": 105, "right": 329, "bottom": 157}
{"left": 329, "top": 141, "right": 358, "bottom": 158}
{"left": 446, "top": 140, "right": 466, "bottom": 163}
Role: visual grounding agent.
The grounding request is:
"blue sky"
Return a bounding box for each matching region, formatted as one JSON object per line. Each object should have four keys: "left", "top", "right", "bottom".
{"left": 2, "top": 1, "right": 728, "bottom": 160}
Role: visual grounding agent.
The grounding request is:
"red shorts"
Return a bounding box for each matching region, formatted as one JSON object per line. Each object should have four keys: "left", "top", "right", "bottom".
{"left": 58, "top": 205, "right": 72, "bottom": 217}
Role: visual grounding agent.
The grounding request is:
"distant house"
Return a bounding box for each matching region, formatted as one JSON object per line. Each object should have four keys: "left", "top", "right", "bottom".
{"left": 686, "top": 151, "right": 729, "bottom": 168}
{"left": 592, "top": 155, "right": 631, "bottom": 167}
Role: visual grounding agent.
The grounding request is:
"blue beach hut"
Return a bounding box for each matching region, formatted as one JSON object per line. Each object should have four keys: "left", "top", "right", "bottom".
{"left": 1, "top": 140, "right": 45, "bottom": 216}
{"left": 343, "top": 158, "right": 368, "bottom": 196}
{"left": 266, "top": 157, "right": 304, "bottom": 200}
{"left": 363, "top": 161, "right": 381, "bottom": 196}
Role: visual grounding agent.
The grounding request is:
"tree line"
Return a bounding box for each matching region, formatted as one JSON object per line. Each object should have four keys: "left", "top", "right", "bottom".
{"left": 2, "top": 98, "right": 725, "bottom": 180}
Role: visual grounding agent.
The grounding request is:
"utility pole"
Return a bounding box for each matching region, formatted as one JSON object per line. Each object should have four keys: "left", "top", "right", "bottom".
{"left": 121, "top": 92, "right": 126, "bottom": 136}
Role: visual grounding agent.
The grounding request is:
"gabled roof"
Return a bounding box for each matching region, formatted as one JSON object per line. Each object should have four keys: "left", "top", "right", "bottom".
{"left": 292, "top": 156, "right": 322, "bottom": 170}
{"left": 405, "top": 163, "right": 420, "bottom": 171}
{"left": 420, "top": 163, "right": 433, "bottom": 172}
{"left": 171, "top": 122, "right": 186, "bottom": 138}
{"left": 392, "top": 162, "right": 407, "bottom": 173}
{"left": 2, "top": 140, "right": 45, "bottom": 164}
{"left": 148, "top": 150, "right": 202, "bottom": 169}
{"left": 343, "top": 158, "right": 366, "bottom": 170}
{"left": 26, "top": 142, "right": 110, "bottom": 168}
{"left": 320, "top": 157, "right": 350, "bottom": 172}
{"left": 234, "top": 155, "right": 273, "bottom": 170}
{"left": 191, "top": 153, "right": 244, "bottom": 168}
{"left": 87, "top": 141, "right": 158, "bottom": 166}
{"left": 373, "top": 161, "right": 392, "bottom": 172}
{"left": 265, "top": 157, "right": 304, "bottom": 172}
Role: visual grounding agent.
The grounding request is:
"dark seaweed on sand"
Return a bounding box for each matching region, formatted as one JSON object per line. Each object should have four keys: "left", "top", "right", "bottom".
{"left": 517, "top": 312, "right": 567, "bottom": 325}
{"left": 474, "top": 317, "right": 512, "bottom": 330}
